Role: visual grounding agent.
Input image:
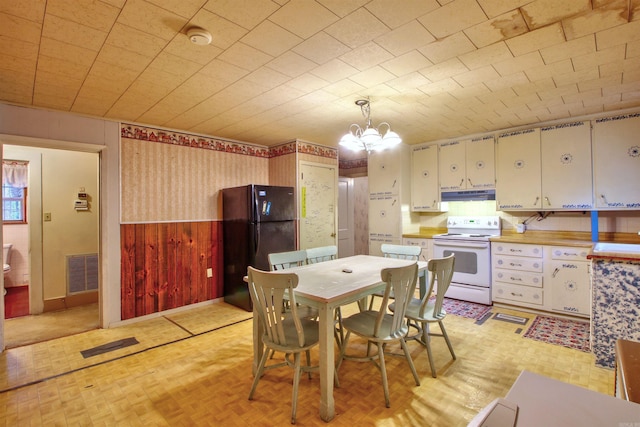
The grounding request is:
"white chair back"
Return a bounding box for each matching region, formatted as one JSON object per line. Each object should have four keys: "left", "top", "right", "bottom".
{"left": 381, "top": 244, "right": 421, "bottom": 260}
{"left": 375, "top": 263, "right": 418, "bottom": 338}
{"left": 420, "top": 254, "right": 455, "bottom": 319}
{"left": 305, "top": 245, "right": 337, "bottom": 264}
{"left": 268, "top": 249, "right": 307, "bottom": 271}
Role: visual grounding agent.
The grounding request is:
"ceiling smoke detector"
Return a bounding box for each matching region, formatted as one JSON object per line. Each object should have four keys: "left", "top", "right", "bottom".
{"left": 187, "top": 27, "right": 212, "bottom": 46}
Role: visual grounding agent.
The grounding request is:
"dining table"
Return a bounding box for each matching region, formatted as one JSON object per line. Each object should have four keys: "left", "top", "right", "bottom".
{"left": 251, "top": 254, "right": 428, "bottom": 422}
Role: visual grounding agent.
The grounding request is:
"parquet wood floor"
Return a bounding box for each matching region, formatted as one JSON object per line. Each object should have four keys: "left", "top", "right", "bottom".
{"left": 0, "top": 301, "right": 614, "bottom": 426}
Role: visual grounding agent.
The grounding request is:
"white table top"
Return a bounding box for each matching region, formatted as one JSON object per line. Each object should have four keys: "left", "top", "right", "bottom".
{"left": 505, "top": 370, "right": 640, "bottom": 426}
{"left": 275, "top": 254, "right": 424, "bottom": 305}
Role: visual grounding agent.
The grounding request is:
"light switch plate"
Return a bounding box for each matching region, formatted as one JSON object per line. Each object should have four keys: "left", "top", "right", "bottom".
{"left": 44, "top": 212, "right": 52, "bottom": 221}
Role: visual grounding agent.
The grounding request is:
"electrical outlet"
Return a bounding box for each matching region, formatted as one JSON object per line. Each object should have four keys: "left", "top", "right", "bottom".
{"left": 207, "top": 268, "right": 213, "bottom": 278}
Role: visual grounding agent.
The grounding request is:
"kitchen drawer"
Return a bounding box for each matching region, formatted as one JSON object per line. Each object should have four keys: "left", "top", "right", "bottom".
{"left": 493, "top": 255, "right": 543, "bottom": 272}
{"left": 549, "top": 246, "right": 589, "bottom": 261}
{"left": 493, "top": 282, "right": 544, "bottom": 306}
{"left": 493, "top": 243, "right": 542, "bottom": 258}
{"left": 494, "top": 269, "right": 543, "bottom": 287}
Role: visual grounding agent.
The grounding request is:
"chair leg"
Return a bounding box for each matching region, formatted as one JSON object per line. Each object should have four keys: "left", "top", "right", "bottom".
{"left": 422, "top": 321, "right": 437, "bottom": 378}
{"left": 336, "top": 331, "right": 351, "bottom": 373}
{"left": 291, "top": 352, "right": 301, "bottom": 424}
{"left": 305, "top": 349, "right": 312, "bottom": 380}
{"left": 249, "top": 346, "right": 270, "bottom": 400}
{"left": 400, "top": 337, "right": 420, "bottom": 386}
{"left": 439, "top": 320, "right": 456, "bottom": 360}
{"left": 377, "top": 342, "right": 391, "bottom": 408}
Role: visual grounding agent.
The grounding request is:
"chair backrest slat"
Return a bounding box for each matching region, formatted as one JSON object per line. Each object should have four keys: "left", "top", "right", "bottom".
{"left": 420, "top": 254, "right": 455, "bottom": 318}
{"left": 375, "top": 263, "right": 418, "bottom": 338}
{"left": 268, "top": 250, "right": 308, "bottom": 271}
{"left": 381, "top": 244, "right": 421, "bottom": 260}
{"left": 247, "top": 266, "right": 306, "bottom": 347}
{"left": 306, "top": 245, "right": 337, "bottom": 264}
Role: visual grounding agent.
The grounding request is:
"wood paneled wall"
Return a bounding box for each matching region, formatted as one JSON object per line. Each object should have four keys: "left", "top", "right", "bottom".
{"left": 120, "top": 221, "right": 222, "bottom": 320}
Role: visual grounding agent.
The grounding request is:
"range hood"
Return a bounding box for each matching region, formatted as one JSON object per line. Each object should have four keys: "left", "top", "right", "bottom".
{"left": 441, "top": 189, "right": 496, "bottom": 202}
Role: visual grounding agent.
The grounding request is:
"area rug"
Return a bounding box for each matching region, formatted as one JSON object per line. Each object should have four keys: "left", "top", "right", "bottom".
{"left": 5, "top": 286, "right": 29, "bottom": 318}
{"left": 442, "top": 298, "right": 492, "bottom": 320}
{"left": 523, "top": 316, "right": 590, "bottom": 352}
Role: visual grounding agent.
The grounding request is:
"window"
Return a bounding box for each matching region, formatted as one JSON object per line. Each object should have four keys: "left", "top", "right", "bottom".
{"left": 3, "top": 186, "right": 27, "bottom": 223}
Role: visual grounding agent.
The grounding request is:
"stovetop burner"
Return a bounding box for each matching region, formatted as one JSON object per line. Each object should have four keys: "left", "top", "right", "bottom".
{"left": 433, "top": 216, "right": 502, "bottom": 241}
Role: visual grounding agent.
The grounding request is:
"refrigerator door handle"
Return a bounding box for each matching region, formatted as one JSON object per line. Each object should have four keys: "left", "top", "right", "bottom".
{"left": 255, "top": 222, "right": 260, "bottom": 258}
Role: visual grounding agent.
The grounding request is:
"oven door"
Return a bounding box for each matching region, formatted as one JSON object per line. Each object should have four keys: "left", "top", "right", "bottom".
{"left": 432, "top": 239, "right": 491, "bottom": 287}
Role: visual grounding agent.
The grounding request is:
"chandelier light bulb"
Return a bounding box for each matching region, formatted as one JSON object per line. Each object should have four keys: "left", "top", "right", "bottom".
{"left": 339, "top": 98, "right": 402, "bottom": 153}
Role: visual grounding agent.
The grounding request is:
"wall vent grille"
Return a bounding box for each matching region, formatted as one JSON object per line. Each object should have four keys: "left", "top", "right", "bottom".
{"left": 67, "top": 253, "right": 98, "bottom": 294}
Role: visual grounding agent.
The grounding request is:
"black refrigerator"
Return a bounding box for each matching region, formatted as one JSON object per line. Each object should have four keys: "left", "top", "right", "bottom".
{"left": 222, "top": 184, "right": 296, "bottom": 311}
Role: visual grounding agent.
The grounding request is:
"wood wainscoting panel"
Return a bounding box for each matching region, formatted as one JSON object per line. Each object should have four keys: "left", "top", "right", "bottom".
{"left": 121, "top": 221, "right": 221, "bottom": 320}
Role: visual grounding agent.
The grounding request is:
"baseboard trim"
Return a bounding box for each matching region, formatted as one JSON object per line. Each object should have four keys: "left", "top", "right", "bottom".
{"left": 43, "top": 291, "right": 98, "bottom": 313}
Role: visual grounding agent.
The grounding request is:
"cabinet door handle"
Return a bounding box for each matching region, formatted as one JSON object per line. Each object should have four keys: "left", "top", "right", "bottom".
{"left": 545, "top": 196, "right": 551, "bottom": 206}
{"left": 459, "top": 178, "right": 464, "bottom": 186}
{"left": 510, "top": 276, "right": 522, "bottom": 281}
{"left": 552, "top": 267, "right": 559, "bottom": 278}
{"left": 468, "top": 178, "right": 473, "bottom": 187}
{"left": 510, "top": 292, "right": 523, "bottom": 297}
{"left": 533, "top": 196, "right": 540, "bottom": 206}
{"left": 600, "top": 194, "right": 607, "bottom": 204}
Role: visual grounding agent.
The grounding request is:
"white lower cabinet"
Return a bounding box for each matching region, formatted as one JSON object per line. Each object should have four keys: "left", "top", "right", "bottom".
{"left": 402, "top": 237, "right": 431, "bottom": 262}
{"left": 493, "top": 243, "right": 544, "bottom": 308}
{"left": 547, "top": 246, "right": 590, "bottom": 317}
{"left": 492, "top": 242, "right": 591, "bottom": 318}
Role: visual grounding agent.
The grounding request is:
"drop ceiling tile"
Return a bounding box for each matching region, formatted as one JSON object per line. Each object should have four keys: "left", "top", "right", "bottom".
{"left": 563, "top": 0, "right": 628, "bottom": 41}
{"left": 419, "top": 78, "right": 463, "bottom": 96}
{"left": 117, "top": 0, "right": 188, "bottom": 41}
{"left": 46, "top": 0, "right": 120, "bottom": 32}
{"left": 217, "top": 42, "right": 273, "bottom": 71}
{"left": 37, "top": 54, "right": 92, "bottom": 79}
{"left": 317, "top": 0, "right": 368, "bottom": 18}
{"left": 202, "top": 0, "right": 279, "bottom": 30}
{"left": 163, "top": 36, "right": 223, "bottom": 66}
{"left": 0, "top": 68, "right": 35, "bottom": 90}
{"left": 42, "top": 14, "right": 107, "bottom": 51}
{"left": 0, "top": 52, "right": 36, "bottom": 75}
{"left": 148, "top": 52, "right": 202, "bottom": 80}
{"left": 493, "top": 51, "right": 544, "bottom": 76}
{"left": 322, "top": 79, "right": 366, "bottom": 97}
{"left": 100, "top": 0, "right": 126, "bottom": 7}
{"left": 82, "top": 62, "right": 138, "bottom": 94}
{"left": 0, "top": 11, "right": 43, "bottom": 44}
{"left": 293, "top": 32, "right": 350, "bottom": 65}
{"left": 244, "top": 67, "right": 291, "bottom": 91}
{"left": 365, "top": 0, "right": 439, "bottom": 29}
{"left": 33, "top": 92, "right": 75, "bottom": 110}
{"left": 266, "top": 51, "right": 318, "bottom": 78}
{"left": 96, "top": 44, "right": 153, "bottom": 73}
{"left": 349, "top": 66, "right": 396, "bottom": 87}
{"left": 268, "top": 0, "right": 339, "bottom": 38}
{"left": 510, "top": 77, "right": 556, "bottom": 96}
{"left": 540, "top": 34, "right": 595, "bottom": 64}
{"left": 310, "top": 59, "right": 358, "bottom": 83}
{"left": 186, "top": 8, "right": 248, "bottom": 50}
{"left": 324, "top": 7, "right": 388, "bottom": 48}
{"left": 505, "top": 23, "right": 565, "bottom": 56}
{"left": 339, "top": 42, "right": 394, "bottom": 71}
{"left": 578, "top": 74, "right": 621, "bottom": 92}
{"left": 464, "top": 9, "right": 528, "bottom": 48}
{"left": 553, "top": 66, "right": 599, "bottom": 86}
{"left": 572, "top": 44, "right": 625, "bottom": 71}
{"left": 420, "top": 58, "right": 469, "bottom": 82}
{"left": 0, "top": 0, "right": 45, "bottom": 23}
{"left": 485, "top": 71, "right": 529, "bottom": 91}
{"left": 537, "top": 82, "right": 579, "bottom": 100}
{"left": 418, "top": 32, "right": 476, "bottom": 63}
{"left": 418, "top": 0, "right": 487, "bottom": 39}
{"left": 104, "top": 23, "right": 167, "bottom": 58}
{"left": 240, "top": 20, "right": 302, "bottom": 57}
{"left": 71, "top": 96, "right": 117, "bottom": 116}
{"left": 39, "top": 37, "right": 98, "bottom": 66}
{"left": 199, "top": 59, "right": 249, "bottom": 82}
{"left": 285, "top": 73, "right": 329, "bottom": 93}
{"left": 476, "top": 0, "right": 531, "bottom": 19}
{"left": 627, "top": 39, "right": 640, "bottom": 58}
{"left": 459, "top": 42, "right": 513, "bottom": 69}
{"left": 386, "top": 72, "right": 432, "bottom": 92}
{"left": 375, "top": 20, "right": 436, "bottom": 56}
{"left": 146, "top": 0, "right": 207, "bottom": 18}
{"left": 0, "top": 87, "right": 32, "bottom": 105}
{"left": 381, "top": 50, "right": 433, "bottom": 77}
{"left": 520, "top": 0, "right": 591, "bottom": 30}
{"left": 0, "top": 35, "right": 39, "bottom": 61}
{"left": 596, "top": 20, "right": 640, "bottom": 50}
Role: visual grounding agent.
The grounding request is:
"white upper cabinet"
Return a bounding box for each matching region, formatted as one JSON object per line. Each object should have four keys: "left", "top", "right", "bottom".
{"left": 411, "top": 144, "right": 440, "bottom": 211}
{"left": 496, "top": 129, "right": 542, "bottom": 210}
{"left": 592, "top": 113, "right": 640, "bottom": 209}
{"left": 368, "top": 149, "right": 401, "bottom": 196}
{"left": 540, "top": 121, "right": 593, "bottom": 210}
{"left": 440, "top": 136, "right": 495, "bottom": 191}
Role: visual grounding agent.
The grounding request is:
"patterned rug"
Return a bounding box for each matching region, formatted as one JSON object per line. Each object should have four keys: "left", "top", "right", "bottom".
{"left": 523, "top": 316, "right": 590, "bottom": 352}
{"left": 442, "top": 298, "right": 492, "bottom": 320}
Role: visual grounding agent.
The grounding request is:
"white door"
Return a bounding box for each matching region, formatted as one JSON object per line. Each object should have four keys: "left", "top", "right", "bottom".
{"left": 299, "top": 162, "right": 337, "bottom": 250}
{"left": 338, "top": 177, "right": 354, "bottom": 258}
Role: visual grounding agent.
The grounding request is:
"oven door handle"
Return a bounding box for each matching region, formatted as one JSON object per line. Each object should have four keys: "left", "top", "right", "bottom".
{"left": 433, "top": 241, "right": 489, "bottom": 249}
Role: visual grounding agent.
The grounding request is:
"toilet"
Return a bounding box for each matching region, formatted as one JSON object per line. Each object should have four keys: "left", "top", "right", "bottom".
{"left": 3, "top": 243, "right": 12, "bottom": 296}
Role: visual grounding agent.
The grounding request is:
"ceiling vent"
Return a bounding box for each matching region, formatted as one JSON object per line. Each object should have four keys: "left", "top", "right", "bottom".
{"left": 186, "top": 27, "right": 212, "bottom": 46}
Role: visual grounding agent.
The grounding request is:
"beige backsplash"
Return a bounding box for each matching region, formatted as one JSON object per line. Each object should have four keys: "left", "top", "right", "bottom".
{"left": 417, "top": 200, "right": 640, "bottom": 234}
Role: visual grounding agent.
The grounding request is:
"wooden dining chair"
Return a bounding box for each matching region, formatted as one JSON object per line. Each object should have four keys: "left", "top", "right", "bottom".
{"left": 401, "top": 254, "right": 456, "bottom": 378}
{"left": 247, "top": 267, "right": 319, "bottom": 424}
{"left": 268, "top": 249, "right": 308, "bottom": 271}
{"left": 368, "top": 244, "right": 422, "bottom": 310}
{"left": 336, "top": 262, "right": 421, "bottom": 408}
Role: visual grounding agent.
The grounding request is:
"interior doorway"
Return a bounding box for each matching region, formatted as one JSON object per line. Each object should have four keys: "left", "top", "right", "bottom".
{"left": 2, "top": 144, "right": 100, "bottom": 348}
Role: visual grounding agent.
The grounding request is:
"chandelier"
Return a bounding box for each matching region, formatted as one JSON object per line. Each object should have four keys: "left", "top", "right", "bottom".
{"left": 339, "top": 98, "right": 402, "bottom": 153}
